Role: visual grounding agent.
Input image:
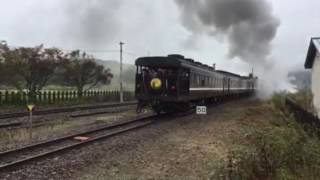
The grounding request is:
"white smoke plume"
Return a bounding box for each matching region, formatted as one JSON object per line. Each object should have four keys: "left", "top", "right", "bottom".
{"left": 62, "top": 0, "right": 123, "bottom": 48}
{"left": 174, "top": 0, "right": 288, "bottom": 97}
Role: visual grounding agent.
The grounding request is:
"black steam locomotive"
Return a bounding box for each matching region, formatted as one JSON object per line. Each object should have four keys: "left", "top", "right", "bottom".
{"left": 135, "top": 54, "right": 257, "bottom": 113}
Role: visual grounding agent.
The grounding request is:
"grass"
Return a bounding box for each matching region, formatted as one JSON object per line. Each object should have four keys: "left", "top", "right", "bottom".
{"left": 0, "top": 94, "right": 135, "bottom": 111}
{"left": 212, "top": 90, "right": 320, "bottom": 180}
{"left": 0, "top": 117, "right": 71, "bottom": 147}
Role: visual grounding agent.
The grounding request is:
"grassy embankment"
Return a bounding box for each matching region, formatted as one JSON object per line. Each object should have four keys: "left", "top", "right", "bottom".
{"left": 213, "top": 90, "right": 320, "bottom": 180}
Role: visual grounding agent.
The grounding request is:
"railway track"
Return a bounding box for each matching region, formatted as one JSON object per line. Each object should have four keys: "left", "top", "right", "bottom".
{"left": 0, "top": 101, "right": 137, "bottom": 120}
{"left": 2, "top": 106, "right": 134, "bottom": 130}
{"left": 0, "top": 99, "right": 246, "bottom": 171}
{"left": 0, "top": 113, "right": 156, "bottom": 171}
{"left": 0, "top": 102, "right": 137, "bottom": 129}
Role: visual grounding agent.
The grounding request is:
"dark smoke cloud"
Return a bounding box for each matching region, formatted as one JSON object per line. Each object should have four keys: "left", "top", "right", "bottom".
{"left": 175, "top": 0, "right": 280, "bottom": 65}
{"left": 62, "top": 0, "right": 123, "bottom": 48}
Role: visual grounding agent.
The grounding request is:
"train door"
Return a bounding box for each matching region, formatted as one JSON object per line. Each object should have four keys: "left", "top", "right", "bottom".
{"left": 178, "top": 69, "right": 190, "bottom": 96}
{"left": 166, "top": 69, "right": 178, "bottom": 96}
{"left": 135, "top": 66, "right": 143, "bottom": 95}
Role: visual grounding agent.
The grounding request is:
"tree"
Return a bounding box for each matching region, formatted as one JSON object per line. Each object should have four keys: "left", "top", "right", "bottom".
{"left": 0, "top": 41, "right": 9, "bottom": 85}
{"left": 59, "top": 50, "right": 113, "bottom": 97}
{"left": 0, "top": 62, "right": 4, "bottom": 85}
{"left": 0, "top": 44, "right": 64, "bottom": 100}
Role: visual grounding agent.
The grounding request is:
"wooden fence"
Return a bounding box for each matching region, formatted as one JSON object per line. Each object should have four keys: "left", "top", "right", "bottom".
{"left": 0, "top": 90, "right": 134, "bottom": 106}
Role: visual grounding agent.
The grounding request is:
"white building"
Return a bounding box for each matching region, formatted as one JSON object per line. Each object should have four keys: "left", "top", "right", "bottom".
{"left": 305, "top": 37, "right": 320, "bottom": 117}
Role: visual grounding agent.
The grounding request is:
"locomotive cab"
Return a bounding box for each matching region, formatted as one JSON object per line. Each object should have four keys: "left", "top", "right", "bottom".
{"left": 135, "top": 66, "right": 181, "bottom": 98}
{"left": 135, "top": 55, "right": 190, "bottom": 113}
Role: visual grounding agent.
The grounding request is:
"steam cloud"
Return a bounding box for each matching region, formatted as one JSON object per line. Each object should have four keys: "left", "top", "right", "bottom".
{"left": 175, "top": 0, "right": 280, "bottom": 64}
{"left": 63, "top": 0, "right": 123, "bottom": 48}
{"left": 175, "top": 0, "right": 285, "bottom": 96}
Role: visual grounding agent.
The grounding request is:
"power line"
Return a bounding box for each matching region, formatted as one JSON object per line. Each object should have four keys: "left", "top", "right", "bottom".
{"left": 3, "top": 44, "right": 141, "bottom": 60}
{"left": 3, "top": 44, "right": 119, "bottom": 54}
{"left": 63, "top": 49, "right": 119, "bottom": 53}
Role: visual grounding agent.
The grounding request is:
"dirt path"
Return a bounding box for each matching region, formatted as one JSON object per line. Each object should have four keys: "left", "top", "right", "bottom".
{"left": 2, "top": 98, "right": 267, "bottom": 180}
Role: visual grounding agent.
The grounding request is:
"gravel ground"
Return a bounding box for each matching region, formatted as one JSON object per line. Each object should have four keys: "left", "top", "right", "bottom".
{"left": 0, "top": 99, "right": 265, "bottom": 180}
{"left": 0, "top": 106, "right": 138, "bottom": 151}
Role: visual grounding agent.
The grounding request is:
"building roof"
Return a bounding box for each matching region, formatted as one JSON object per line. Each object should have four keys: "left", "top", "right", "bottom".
{"left": 305, "top": 37, "right": 320, "bottom": 69}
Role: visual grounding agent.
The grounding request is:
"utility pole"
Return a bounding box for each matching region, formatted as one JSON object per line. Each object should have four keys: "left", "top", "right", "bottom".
{"left": 119, "top": 41, "right": 124, "bottom": 103}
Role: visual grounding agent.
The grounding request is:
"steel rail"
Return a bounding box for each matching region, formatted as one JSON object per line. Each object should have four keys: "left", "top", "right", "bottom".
{"left": 0, "top": 113, "right": 156, "bottom": 171}
{"left": 0, "top": 101, "right": 137, "bottom": 120}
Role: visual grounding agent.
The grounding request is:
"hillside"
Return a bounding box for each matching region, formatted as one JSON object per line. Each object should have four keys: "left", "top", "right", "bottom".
{"left": 287, "top": 69, "right": 311, "bottom": 90}
{"left": 95, "top": 59, "right": 136, "bottom": 90}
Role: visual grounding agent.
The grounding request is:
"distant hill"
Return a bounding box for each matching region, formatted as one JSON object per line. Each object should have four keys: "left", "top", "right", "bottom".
{"left": 95, "top": 59, "right": 136, "bottom": 90}
{"left": 288, "top": 70, "right": 311, "bottom": 90}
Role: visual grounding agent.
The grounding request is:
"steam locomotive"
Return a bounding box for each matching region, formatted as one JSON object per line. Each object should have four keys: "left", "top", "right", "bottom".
{"left": 135, "top": 54, "right": 257, "bottom": 113}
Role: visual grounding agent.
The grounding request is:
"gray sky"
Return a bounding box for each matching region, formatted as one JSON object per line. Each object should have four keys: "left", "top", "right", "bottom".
{"left": 0, "top": 0, "right": 319, "bottom": 93}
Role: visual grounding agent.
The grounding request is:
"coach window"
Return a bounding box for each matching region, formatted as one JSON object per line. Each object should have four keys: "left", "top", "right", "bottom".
{"left": 191, "top": 73, "right": 194, "bottom": 86}
{"left": 196, "top": 75, "right": 199, "bottom": 86}
{"left": 192, "top": 73, "right": 195, "bottom": 86}
{"left": 200, "top": 76, "right": 204, "bottom": 87}
{"left": 196, "top": 74, "right": 198, "bottom": 86}
{"left": 206, "top": 77, "right": 208, "bottom": 86}
{"left": 205, "top": 77, "right": 207, "bottom": 86}
{"left": 195, "top": 74, "right": 198, "bottom": 86}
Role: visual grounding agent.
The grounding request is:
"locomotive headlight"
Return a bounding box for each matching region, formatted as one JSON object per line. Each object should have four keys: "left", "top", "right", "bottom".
{"left": 150, "top": 78, "right": 162, "bottom": 90}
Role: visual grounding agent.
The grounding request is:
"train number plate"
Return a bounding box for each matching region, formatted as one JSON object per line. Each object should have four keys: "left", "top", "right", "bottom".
{"left": 196, "top": 106, "right": 207, "bottom": 115}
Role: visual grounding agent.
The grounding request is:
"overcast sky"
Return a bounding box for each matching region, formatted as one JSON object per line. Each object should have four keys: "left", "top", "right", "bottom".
{"left": 0, "top": 0, "right": 319, "bottom": 93}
